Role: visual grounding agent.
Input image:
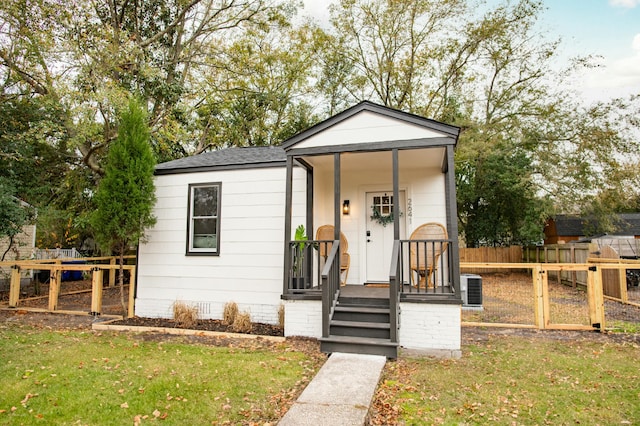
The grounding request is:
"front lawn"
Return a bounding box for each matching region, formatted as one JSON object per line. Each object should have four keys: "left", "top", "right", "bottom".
{"left": 372, "top": 332, "right": 640, "bottom": 425}
{"left": 0, "top": 323, "right": 322, "bottom": 425}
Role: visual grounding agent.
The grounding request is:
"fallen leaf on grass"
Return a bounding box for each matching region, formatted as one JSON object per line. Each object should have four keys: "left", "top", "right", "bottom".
{"left": 120, "top": 402, "right": 129, "bottom": 409}
{"left": 21, "top": 393, "right": 38, "bottom": 405}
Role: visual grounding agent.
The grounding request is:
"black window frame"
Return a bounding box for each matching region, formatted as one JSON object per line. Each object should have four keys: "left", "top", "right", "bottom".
{"left": 186, "top": 182, "right": 221, "bottom": 256}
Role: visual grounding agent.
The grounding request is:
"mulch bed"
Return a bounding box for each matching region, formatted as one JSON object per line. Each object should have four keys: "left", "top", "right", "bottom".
{"left": 110, "top": 316, "right": 284, "bottom": 337}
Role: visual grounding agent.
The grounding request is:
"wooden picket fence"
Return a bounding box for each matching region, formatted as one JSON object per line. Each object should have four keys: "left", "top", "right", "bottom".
{"left": 0, "top": 256, "right": 136, "bottom": 318}
{"left": 460, "top": 261, "right": 640, "bottom": 331}
{"left": 459, "top": 246, "right": 523, "bottom": 273}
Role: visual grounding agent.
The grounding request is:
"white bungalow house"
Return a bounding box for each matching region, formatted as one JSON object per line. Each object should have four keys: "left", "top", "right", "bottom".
{"left": 135, "top": 101, "right": 462, "bottom": 358}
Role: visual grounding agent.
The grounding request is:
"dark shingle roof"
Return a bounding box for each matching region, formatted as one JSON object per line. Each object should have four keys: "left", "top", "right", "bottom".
{"left": 552, "top": 215, "right": 584, "bottom": 236}
{"left": 553, "top": 214, "right": 640, "bottom": 237}
{"left": 155, "top": 146, "right": 286, "bottom": 175}
{"left": 617, "top": 214, "right": 640, "bottom": 235}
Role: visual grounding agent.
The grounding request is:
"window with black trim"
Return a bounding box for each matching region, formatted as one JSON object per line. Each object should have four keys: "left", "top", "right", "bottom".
{"left": 187, "top": 183, "right": 221, "bottom": 255}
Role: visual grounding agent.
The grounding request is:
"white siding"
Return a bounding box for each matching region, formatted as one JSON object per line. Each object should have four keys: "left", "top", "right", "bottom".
{"left": 135, "top": 166, "right": 306, "bottom": 323}
{"left": 311, "top": 156, "right": 446, "bottom": 285}
{"left": 295, "top": 111, "right": 444, "bottom": 149}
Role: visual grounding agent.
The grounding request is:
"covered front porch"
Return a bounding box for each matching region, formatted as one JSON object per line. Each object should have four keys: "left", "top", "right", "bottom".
{"left": 279, "top": 102, "right": 462, "bottom": 358}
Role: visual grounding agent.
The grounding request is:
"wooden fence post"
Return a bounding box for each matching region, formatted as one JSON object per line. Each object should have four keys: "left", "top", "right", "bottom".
{"left": 91, "top": 268, "right": 103, "bottom": 315}
{"left": 618, "top": 262, "right": 628, "bottom": 303}
{"left": 570, "top": 246, "right": 577, "bottom": 288}
{"left": 127, "top": 266, "right": 136, "bottom": 318}
{"left": 48, "top": 266, "right": 61, "bottom": 311}
{"left": 593, "top": 266, "right": 605, "bottom": 330}
{"left": 109, "top": 257, "right": 116, "bottom": 287}
{"left": 533, "top": 265, "right": 546, "bottom": 329}
{"left": 587, "top": 266, "right": 605, "bottom": 330}
{"left": 541, "top": 268, "right": 550, "bottom": 329}
{"left": 9, "top": 265, "right": 21, "bottom": 307}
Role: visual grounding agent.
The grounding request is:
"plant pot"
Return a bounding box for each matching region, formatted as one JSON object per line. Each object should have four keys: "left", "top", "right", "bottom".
{"left": 290, "top": 277, "right": 305, "bottom": 290}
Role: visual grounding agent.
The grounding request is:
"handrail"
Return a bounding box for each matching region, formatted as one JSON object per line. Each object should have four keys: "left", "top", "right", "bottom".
{"left": 321, "top": 240, "right": 340, "bottom": 338}
{"left": 389, "top": 240, "right": 401, "bottom": 343}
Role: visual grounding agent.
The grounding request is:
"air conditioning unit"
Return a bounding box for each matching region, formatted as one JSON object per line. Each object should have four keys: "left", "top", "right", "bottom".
{"left": 460, "top": 274, "right": 482, "bottom": 306}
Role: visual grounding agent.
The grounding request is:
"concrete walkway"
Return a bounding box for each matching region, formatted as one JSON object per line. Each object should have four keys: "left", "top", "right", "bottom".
{"left": 278, "top": 352, "right": 386, "bottom": 426}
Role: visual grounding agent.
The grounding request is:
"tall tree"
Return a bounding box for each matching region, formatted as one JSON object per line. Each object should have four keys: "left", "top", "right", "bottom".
{"left": 0, "top": 0, "right": 297, "bottom": 171}
{"left": 457, "top": 145, "right": 548, "bottom": 247}
{"left": 91, "top": 99, "right": 156, "bottom": 313}
{"left": 321, "top": 0, "right": 640, "bottom": 245}
{"left": 195, "top": 22, "right": 321, "bottom": 150}
{"left": 0, "top": 96, "right": 69, "bottom": 205}
{"left": 0, "top": 178, "right": 32, "bottom": 261}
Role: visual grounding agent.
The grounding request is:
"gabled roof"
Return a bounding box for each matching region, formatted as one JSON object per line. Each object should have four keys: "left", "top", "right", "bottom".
{"left": 280, "top": 100, "right": 460, "bottom": 150}
{"left": 155, "top": 146, "right": 285, "bottom": 175}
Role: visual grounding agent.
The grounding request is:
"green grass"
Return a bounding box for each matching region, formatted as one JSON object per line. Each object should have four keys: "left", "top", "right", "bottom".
{"left": 608, "top": 320, "right": 640, "bottom": 334}
{"left": 0, "top": 324, "right": 320, "bottom": 425}
{"left": 377, "top": 336, "right": 640, "bottom": 425}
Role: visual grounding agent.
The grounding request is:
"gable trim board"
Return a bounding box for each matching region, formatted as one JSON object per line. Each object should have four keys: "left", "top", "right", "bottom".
{"left": 280, "top": 101, "right": 459, "bottom": 150}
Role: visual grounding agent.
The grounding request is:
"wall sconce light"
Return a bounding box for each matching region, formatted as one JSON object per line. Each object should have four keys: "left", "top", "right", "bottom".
{"left": 342, "top": 200, "right": 350, "bottom": 215}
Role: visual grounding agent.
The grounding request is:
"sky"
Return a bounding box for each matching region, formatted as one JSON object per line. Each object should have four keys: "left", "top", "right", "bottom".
{"left": 301, "top": 0, "right": 640, "bottom": 104}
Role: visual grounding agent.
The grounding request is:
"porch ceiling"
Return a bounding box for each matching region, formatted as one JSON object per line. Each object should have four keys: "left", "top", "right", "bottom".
{"left": 301, "top": 147, "right": 445, "bottom": 172}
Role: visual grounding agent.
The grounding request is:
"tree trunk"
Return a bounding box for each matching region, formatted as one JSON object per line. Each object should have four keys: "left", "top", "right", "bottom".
{"left": 1, "top": 236, "right": 15, "bottom": 261}
{"left": 119, "top": 248, "right": 126, "bottom": 316}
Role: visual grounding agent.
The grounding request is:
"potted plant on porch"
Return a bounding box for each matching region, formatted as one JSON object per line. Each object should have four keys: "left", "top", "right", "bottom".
{"left": 291, "top": 224, "right": 308, "bottom": 290}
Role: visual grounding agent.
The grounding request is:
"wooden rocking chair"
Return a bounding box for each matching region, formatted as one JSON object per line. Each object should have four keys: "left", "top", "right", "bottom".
{"left": 316, "top": 225, "right": 350, "bottom": 286}
{"left": 409, "top": 222, "right": 448, "bottom": 289}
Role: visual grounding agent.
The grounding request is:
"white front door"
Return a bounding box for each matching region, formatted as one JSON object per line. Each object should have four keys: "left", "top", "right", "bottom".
{"left": 365, "top": 191, "right": 406, "bottom": 283}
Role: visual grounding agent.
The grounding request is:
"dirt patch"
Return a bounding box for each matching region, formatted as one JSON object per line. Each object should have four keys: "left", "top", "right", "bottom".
{"left": 462, "top": 272, "right": 640, "bottom": 327}
{"left": 461, "top": 325, "right": 640, "bottom": 345}
{"left": 0, "top": 309, "right": 318, "bottom": 355}
{"left": 2, "top": 278, "right": 129, "bottom": 316}
{"left": 0, "top": 309, "right": 97, "bottom": 329}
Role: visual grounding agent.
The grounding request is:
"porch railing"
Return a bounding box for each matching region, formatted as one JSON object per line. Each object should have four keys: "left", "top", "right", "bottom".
{"left": 286, "top": 240, "right": 338, "bottom": 293}
{"left": 397, "top": 238, "right": 456, "bottom": 295}
{"left": 321, "top": 241, "right": 341, "bottom": 338}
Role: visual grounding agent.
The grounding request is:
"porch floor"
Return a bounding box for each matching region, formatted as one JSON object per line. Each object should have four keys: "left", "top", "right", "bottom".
{"left": 341, "top": 285, "right": 390, "bottom": 298}
{"left": 340, "top": 284, "right": 454, "bottom": 298}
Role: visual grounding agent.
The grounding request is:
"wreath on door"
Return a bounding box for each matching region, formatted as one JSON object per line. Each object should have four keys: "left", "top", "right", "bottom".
{"left": 370, "top": 206, "right": 402, "bottom": 227}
